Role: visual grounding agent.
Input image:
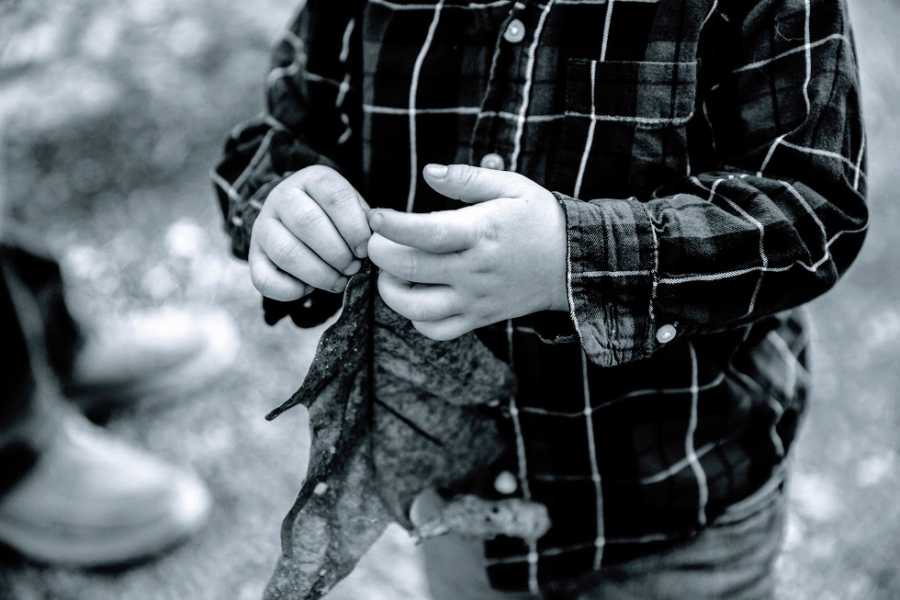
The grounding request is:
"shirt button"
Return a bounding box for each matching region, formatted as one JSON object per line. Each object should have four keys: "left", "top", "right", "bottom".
{"left": 656, "top": 324, "right": 677, "bottom": 344}
{"left": 494, "top": 471, "right": 518, "bottom": 495}
{"left": 480, "top": 153, "right": 505, "bottom": 170}
{"left": 503, "top": 19, "right": 526, "bottom": 44}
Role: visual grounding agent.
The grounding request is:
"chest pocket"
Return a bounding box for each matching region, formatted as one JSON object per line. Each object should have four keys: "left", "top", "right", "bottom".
{"left": 549, "top": 59, "right": 698, "bottom": 200}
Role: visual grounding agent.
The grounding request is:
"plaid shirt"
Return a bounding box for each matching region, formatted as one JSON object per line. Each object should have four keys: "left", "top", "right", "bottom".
{"left": 214, "top": 0, "right": 868, "bottom": 592}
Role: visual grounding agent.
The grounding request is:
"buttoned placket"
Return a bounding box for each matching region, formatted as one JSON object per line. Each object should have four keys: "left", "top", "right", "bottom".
{"left": 469, "top": 3, "right": 541, "bottom": 174}
{"left": 469, "top": 6, "right": 551, "bottom": 594}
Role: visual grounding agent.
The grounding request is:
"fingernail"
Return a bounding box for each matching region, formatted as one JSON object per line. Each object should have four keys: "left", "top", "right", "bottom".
{"left": 355, "top": 243, "right": 368, "bottom": 258}
{"left": 345, "top": 260, "right": 362, "bottom": 275}
{"left": 333, "top": 277, "right": 348, "bottom": 293}
{"left": 369, "top": 210, "right": 384, "bottom": 231}
{"left": 424, "top": 164, "right": 448, "bottom": 178}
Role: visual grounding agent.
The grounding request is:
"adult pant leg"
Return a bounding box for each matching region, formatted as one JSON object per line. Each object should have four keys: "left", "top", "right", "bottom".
{"left": 0, "top": 237, "right": 81, "bottom": 496}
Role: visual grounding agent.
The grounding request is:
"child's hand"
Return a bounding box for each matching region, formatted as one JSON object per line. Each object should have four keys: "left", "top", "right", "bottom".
{"left": 368, "top": 164, "right": 568, "bottom": 341}
{"left": 249, "top": 166, "right": 371, "bottom": 300}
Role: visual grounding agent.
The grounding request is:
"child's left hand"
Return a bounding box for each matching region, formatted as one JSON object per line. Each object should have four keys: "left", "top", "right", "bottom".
{"left": 367, "top": 163, "right": 568, "bottom": 341}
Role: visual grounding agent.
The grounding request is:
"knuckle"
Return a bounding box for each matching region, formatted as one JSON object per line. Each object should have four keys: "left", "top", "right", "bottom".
{"left": 329, "top": 183, "right": 358, "bottom": 207}
{"left": 292, "top": 203, "right": 326, "bottom": 231}
{"left": 318, "top": 185, "right": 347, "bottom": 209}
{"left": 477, "top": 215, "right": 501, "bottom": 243}
{"left": 270, "top": 238, "right": 300, "bottom": 265}
{"left": 299, "top": 164, "right": 335, "bottom": 185}
{"left": 306, "top": 167, "right": 355, "bottom": 208}
{"left": 402, "top": 252, "right": 419, "bottom": 280}
{"left": 470, "top": 252, "right": 495, "bottom": 275}
{"left": 261, "top": 188, "right": 282, "bottom": 214}
{"left": 308, "top": 171, "right": 334, "bottom": 195}
{"left": 430, "top": 222, "right": 450, "bottom": 247}
{"left": 454, "top": 165, "right": 479, "bottom": 189}
{"left": 270, "top": 178, "right": 305, "bottom": 210}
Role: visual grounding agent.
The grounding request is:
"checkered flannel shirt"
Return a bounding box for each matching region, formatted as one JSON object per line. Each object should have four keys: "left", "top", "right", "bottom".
{"left": 214, "top": 0, "right": 868, "bottom": 592}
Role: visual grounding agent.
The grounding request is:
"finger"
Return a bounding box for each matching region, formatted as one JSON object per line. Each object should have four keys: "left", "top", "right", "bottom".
{"left": 249, "top": 242, "right": 309, "bottom": 301}
{"left": 368, "top": 208, "right": 479, "bottom": 253}
{"left": 295, "top": 166, "right": 372, "bottom": 258}
{"left": 273, "top": 187, "right": 361, "bottom": 275}
{"left": 258, "top": 220, "right": 349, "bottom": 293}
{"left": 422, "top": 163, "right": 532, "bottom": 204}
{"left": 377, "top": 271, "right": 461, "bottom": 322}
{"left": 368, "top": 233, "right": 459, "bottom": 284}
{"left": 411, "top": 315, "right": 472, "bottom": 341}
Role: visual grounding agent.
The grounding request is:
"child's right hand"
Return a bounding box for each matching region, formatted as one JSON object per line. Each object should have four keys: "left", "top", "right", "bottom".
{"left": 249, "top": 166, "right": 371, "bottom": 301}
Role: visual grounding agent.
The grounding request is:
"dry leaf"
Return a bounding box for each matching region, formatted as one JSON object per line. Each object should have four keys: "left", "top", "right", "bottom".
{"left": 263, "top": 264, "right": 544, "bottom": 600}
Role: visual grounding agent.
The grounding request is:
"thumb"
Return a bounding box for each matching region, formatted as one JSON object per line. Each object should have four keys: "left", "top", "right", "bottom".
{"left": 423, "top": 163, "right": 531, "bottom": 203}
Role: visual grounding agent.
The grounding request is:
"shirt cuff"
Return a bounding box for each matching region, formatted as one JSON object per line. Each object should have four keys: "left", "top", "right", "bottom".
{"left": 226, "top": 179, "right": 278, "bottom": 260}
{"left": 553, "top": 192, "right": 660, "bottom": 367}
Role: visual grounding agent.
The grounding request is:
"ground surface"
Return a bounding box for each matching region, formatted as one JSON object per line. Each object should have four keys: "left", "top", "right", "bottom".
{"left": 0, "top": 1, "right": 898, "bottom": 598}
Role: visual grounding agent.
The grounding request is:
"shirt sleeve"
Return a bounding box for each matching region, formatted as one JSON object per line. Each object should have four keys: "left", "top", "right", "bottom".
{"left": 556, "top": 0, "right": 868, "bottom": 368}
{"left": 212, "top": 1, "right": 364, "bottom": 325}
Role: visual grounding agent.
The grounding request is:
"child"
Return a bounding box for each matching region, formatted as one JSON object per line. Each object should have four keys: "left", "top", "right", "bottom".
{"left": 214, "top": 0, "right": 867, "bottom": 597}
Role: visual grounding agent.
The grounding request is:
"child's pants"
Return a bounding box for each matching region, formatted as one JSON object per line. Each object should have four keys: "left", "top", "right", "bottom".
{"left": 420, "top": 469, "right": 786, "bottom": 600}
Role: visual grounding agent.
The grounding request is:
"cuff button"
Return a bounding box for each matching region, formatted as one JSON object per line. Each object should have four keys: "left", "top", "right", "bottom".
{"left": 494, "top": 471, "right": 518, "bottom": 495}
{"left": 656, "top": 324, "right": 677, "bottom": 344}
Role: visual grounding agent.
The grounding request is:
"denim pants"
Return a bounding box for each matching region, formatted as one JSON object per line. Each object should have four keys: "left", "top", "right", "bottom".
{"left": 0, "top": 234, "right": 83, "bottom": 496}
{"left": 422, "top": 470, "right": 787, "bottom": 600}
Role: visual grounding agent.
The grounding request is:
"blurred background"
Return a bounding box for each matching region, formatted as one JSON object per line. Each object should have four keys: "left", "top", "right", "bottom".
{"left": 0, "top": 1, "right": 897, "bottom": 598}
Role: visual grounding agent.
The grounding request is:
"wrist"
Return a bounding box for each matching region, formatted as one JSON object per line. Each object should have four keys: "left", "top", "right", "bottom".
{"left": 540, "top": 193, "right": 569, "bottom": 312}
{"left": 546, "top": 278, "right": 569, "bottom": 312}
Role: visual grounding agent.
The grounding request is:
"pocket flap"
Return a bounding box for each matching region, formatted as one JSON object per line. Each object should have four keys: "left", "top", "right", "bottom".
{"left": 565, "top": 59, "right": 698, "bottom": 129}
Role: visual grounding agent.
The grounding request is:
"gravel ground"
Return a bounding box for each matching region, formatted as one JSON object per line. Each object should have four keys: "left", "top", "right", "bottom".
{"left": 1, "top": 1, "right": 898, "bottom": 599}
